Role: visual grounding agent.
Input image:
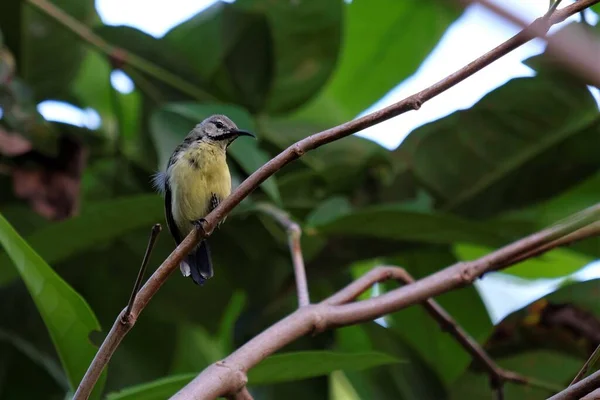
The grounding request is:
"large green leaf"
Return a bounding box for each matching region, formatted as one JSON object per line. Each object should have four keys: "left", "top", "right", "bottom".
{"left": 150, "top": 102, "right": 281, "bottom": 203}
{"left": 0, "top": 195, "right": 164, "bottom": 286}
{"left": 0, "top": 213, "right": 105, "bottom": 398}
{"left": 396, "top": 72, "right": 600, "bottom": 218}
{"left": 450, "top": 351, "right": 575, "bottom": 399}
{"left": 453, "top": 243, "right": 594, "bottom": 279}
{"left": 0, "top": 0, "right": 97, "bottom": 100}
{"left": 311, "top": 204, "right": 510, "bottom": 247}
{"left": 235, "top": 0, "right": 342, "bottom": 113}
{"left": 291, "top": 0, "right": 461, "bottom": 125}
{"left": 107, "top": 351, "right": 400, "bottom": 400}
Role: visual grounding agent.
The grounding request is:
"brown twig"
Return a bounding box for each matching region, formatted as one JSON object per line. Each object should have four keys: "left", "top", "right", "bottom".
{"left": 571, "top": 344, "right": 600, "bottom": 386}
{"left": 123, "top": 224, "right": 161, "bottom": 322}
{"left": 72, "top": 0, "right": 600, "bottom": 398}
{"left": 256, "top": 203, "right": 310, "bottom": 307}
{"left": 325, "top": 267, "right": 561, "bottom": 396}
{"left": 499, "top": 222, "right": 600, "bottom": 269}
{"left": 473, "top": 0, "right": 600, "bottom": 87}
{"left": 548, "top": 369, "right": 600, "bottom": 400}
{"left": 172, "top": 203, "right": 600, "bottom": 399}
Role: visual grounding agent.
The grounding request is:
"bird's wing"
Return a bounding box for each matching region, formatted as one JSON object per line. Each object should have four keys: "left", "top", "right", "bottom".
{"left": 164, "top": 183, "right": 182, "bottom": 244}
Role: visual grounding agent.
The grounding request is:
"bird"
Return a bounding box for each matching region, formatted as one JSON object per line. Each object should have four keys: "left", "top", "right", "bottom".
{"left": 152, "top": 114, "right": 255, "bottom": 285}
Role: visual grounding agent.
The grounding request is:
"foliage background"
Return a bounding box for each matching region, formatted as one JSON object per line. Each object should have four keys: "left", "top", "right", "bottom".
{"left": 1, "top": 0, "right": 600, "bottom": 399}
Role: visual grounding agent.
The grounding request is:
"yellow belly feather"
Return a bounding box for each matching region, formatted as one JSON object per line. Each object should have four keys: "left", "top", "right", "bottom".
{"left": 169, "top": 143, "right": 231, "bottom": 236}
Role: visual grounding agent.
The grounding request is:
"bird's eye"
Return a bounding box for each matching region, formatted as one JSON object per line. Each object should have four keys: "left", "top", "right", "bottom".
{"left": 214, "top": 121, "right": 224, "bottom": 129}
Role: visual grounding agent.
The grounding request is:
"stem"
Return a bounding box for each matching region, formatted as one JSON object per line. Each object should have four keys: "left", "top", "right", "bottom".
{"left": 26, "top": 0, "right": 215, "bottom": 101}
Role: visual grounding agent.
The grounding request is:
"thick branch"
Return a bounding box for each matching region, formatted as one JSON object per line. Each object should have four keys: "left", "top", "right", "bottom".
{"left": 256, "top": 203, "right": 310, "bottom": 307}
{"left": 173, "top": 203, "right": 600, "bottom": 399}
{"left": 72, "top": 0, "right": 600, "bottom": 398}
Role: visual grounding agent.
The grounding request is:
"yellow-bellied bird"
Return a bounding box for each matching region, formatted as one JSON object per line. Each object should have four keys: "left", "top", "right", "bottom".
{"left": 152, "top": 115, "right": 255, "bottom": 285}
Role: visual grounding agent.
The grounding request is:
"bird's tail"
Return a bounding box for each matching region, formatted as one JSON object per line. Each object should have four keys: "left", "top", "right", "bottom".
{"left": 179, "top": 240, "right": 214, "bottom": 285}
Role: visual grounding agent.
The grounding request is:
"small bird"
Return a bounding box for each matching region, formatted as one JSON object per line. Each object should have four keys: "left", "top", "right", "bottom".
{"left": 152, "top": 114, "right": 255, "bottom": 285}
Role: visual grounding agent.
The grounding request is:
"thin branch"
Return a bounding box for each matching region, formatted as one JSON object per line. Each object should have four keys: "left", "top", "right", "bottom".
{"left": 73, "top": 0, "right": 600, "bottom": 398}
{"left": 499, "top": 222, "right": 600, "bottom": 269}
{"left": 26, "top": 0, "right": 215, "bottom": 101}
{"left": 227, "top": 387, "right": 254, "bottom": 400}
{"left": 474, "top": 0, "right": 600, "bottom": 87}
{"left": 173, "top": 204, "right": 600, "bottom": 399}
{"left": 571, "top": 344, "right": 600, "bottom": 386}
{"left": 327, "top": 267, "right": 562, "bottom": 395}
{"left": 548, "top": 369, "right": 600, "bottom": 400}
{"left": 256, "top": 203, "right": 310, "bottom": 307}
{"left": 123, "top": 224, "right": 161, "bottom": 322}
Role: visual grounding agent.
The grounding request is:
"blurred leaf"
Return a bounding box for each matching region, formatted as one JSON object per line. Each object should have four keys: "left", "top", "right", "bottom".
{"left": 397, "top": 74, "right": 600, "bottom": 218}
{"left": 236, "top": 0, "right": 342, "bottom": 113}
{"left": 169, "top": 324, "right": 223, "bottom": 375}
{"left": 249, "top": 350, "right": 403, "bottom": 385}
{"left": 106, "top": 374, "right": 193, "bottom": 400}
{"left": 454, "top": 243, "right": 594, "bottom": 279}
{"left": 0, "top": 195, "right": 163, "bottom": 286}
{"left": 109, "top": 351, "right": 401, "bottom": 400}
{"left": 0, "top": 0, "right": 97, "bottom": 100}
{"left": 451, "top": 351, "right": 574, "bottom": 399}
{"left": 336, "top": 324, "right": 447, "bottom": 400}
{"left": 150, "top": 102, "right": 280, "bottom": 203}
{"left": 0, "top": 328, "right": 68, "bottom": 391}
{"left": 292, "top": 0, "right": 461, "bottom": 125}
{"left": 312, "top": 204, "right": 509, "bottom": 247}
{"left": 94, "top": 25, "right": 211, "bottom": 102}
{"left": 305, "top": 196, "right": 353, "bottom": 228}
{"left": 0, "top": 213, "right": 105, "bottom": 398}
{"left": 217, "top": 290, "right": 246, "bottom": 353}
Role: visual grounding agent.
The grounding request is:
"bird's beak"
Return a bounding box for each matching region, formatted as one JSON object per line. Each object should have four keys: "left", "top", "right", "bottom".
{"left": 231, "top": 129, "right": 255, "bottom": 139}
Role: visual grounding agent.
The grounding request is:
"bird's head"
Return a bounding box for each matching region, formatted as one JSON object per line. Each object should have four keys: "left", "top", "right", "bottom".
{"left": 189, "top": 114, "right": 255, "bottom": 149}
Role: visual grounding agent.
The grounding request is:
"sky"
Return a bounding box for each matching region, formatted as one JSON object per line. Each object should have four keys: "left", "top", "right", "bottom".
{"left": 38, "top": 0, "right": 600, "bottom": 323}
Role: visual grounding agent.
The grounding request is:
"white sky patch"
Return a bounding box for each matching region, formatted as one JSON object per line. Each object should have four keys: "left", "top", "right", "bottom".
{"left": 37, "top": 100, "right": 101, "bottom": 130}
{"left": 95, "top": 0, "right": 217, "bottom": 38}
{"left": 110, "top": 69, "right": 135, "bottom": 94}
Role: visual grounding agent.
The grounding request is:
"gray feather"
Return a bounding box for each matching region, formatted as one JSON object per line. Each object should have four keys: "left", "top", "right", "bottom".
{"left": 151, "top": 171, "right": 168, "bottom": 194}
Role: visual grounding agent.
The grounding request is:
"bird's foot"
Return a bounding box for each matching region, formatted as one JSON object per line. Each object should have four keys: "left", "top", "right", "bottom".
{"left": 192, "top": 218, "right": 209, "bottom": 237}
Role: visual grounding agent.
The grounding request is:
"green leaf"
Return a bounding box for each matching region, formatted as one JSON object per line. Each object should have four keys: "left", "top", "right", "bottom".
{"left": 249, "top": 351, "right": 402, "bottom": 385}
{"left": 106, "top": 374, "right": 194, "bottom": 400}
{"left": 380, "top": 248, "right": 494, "bottom": 385}
{"left": 450, "top": 351, "right": 575, "bottom": 399}
{"left": 150, "top": 102, "right": 281, "bottom": 203}
{"left": 217, "top": 290, "right": 246, "bottom": 353}
{"left": 453, "top": 243, "right": 594, "bottom": 279}
{"left": 0, "top": 213, "right": 105, "bottom": 397}
{"left": 0, "top": 0, "right": 98, "bottom": 100}
{"left": 305, "top": 196, "right": 353, "bottom": 227}
{"left": 291, "top": 0, "right": 461, "bottom": 125}
{"left": 235, "top": 0, "right": 343, "bottom": 113}
{"left": 397, "top": 72, "right": 600, "bottom": 218}
{"left": 108, "top": 351, "right": 400, "bottom": 400}
{"left": 312, "top": 204, "right": 509, "bottom": 247}
{"left": 0, "top": 195, "right": 163, "bottom": 286}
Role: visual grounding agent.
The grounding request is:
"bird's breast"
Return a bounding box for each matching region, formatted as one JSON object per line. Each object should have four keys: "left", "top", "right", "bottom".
{"left": 169, "top": 144, "right": 231, "bottom": 235}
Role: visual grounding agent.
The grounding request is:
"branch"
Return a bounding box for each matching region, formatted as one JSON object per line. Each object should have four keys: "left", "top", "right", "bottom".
{"left": 473, "top": 0, "right": 600, "bottom": 87}
{"left": 26, "top": 0, "right": 215, "bottom": 101}
{"left": 325, "top": 267, "right": 562, "bottom": 397}
{"left": 173, "top": 203, "right": 600, "bottom": 399}
{"left": 255, "top": 203, "right": 310, "bottom": 307}
{"left": 73, "top": 225, "right": 161, "bottom": 399}
{"left": 548, "top": 369, "right": 600, "bottom": 400}
{"left": 571, "top": 344, "right": 600, "bottom": 385}
{"left": 72, "top": 0, "right": 600, "bottom": 398}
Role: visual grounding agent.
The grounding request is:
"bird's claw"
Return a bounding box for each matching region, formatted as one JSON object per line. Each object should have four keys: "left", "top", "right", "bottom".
{"left": 192, "top": 218, "right": 209, "bottom": 236}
